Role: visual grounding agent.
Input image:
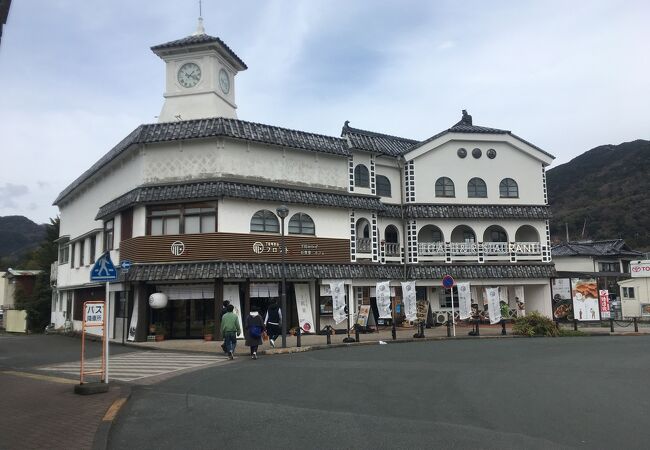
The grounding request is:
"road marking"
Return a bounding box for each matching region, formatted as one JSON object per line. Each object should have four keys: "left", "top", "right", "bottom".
{"left": 2, "top": 370, "right": 77, "bottom": 384}
{"left": 103, "top": 397, "right": 128, "bottom": 421}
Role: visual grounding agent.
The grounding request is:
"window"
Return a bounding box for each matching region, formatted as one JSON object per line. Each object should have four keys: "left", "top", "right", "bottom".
{"left": 354, "top": 164, "right": 369, "bottom": 188}
{"left": 288, "top": 213, "right": 315, "bottom": 235}
{"left": 70, "top": 242, "right": 76, "bottom": 267}
{"left": 250, "top": 210, "right": 279, "bottom": 233}
{"left": 440, "top": 287, "right": 459, "bottom": 308}
{"left": 491, "top": 230, "right": 508, "bottom": 242}
{"left": 183, "top": 205, "right": 216, "bottom": 234}
{"left": 468, "top": 178, "right": 487, "bottom": 198}
{"left": 623, "top": 287, "right": 636, "bottom": 298}
{"left": 89, "top": 236, "right": 96, "bottom": 264}
{"left": 79, "top": 239, "right": 85, "bottom": 267}
{"left": 435, "top": 177, "right": 455, "bottom": 197}
{"left": 599, "top": 262, "right": 620, "bottom": 272}
{"left": 104, "top": 220, "right": 114, "bottom": 251}
{"left": 385, "top": 225, "right": 399, "bottom": 243}
{"left": 148, "top": 204, "right": 216, "bottom": 235}
{"left": 58, "top": 243, "right": 70, "bottom": 264}
{"left": 463, "top": 231, "right": 476, "bottom": 243}
{"left": 149, "top": 207, "right": 180, "bottom": 235}
{"left": 500, "top": 178, "right": 519, "bottom": 198}
{"left": 376, "top": 175, "right": 391, "bottom": 197}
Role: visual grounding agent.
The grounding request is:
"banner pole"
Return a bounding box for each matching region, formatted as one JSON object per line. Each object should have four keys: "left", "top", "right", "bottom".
{"left": 451, "top": 287, "right": 456, "bottom": 337}
{"left": 104, "top": 281, "right": 110, "bottom": 384}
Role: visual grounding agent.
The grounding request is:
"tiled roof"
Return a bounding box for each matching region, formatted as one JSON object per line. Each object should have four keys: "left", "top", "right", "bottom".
{"left": 54, "top": 118, "right": 349, "bottom": 205}
{"left": 96, "top": 180, "right": 383, "bottom": 219}
{"left": 551, "top": 240, "right": 643, "bottom": 258}
{"left": 122, "top": 262, "right": 556, "bottom": 281}
{"left": 150, "top": 33, "right": 247, "bottom": 70}
{"left": 342, "top": 122, "right": 419, "bottom": 156}
{"left": 378, "top": 204, "right": 551, "bottom": 219}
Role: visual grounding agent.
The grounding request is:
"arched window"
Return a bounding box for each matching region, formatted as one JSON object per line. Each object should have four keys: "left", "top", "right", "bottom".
{"left": 385, "top": 225, "right": 399, "bottom": 243}
{"left": 435, "top": 177, "right": 455, "bottom": 197}
{"left": 354, "top": 164, "right": 370, "bottom": 188}
{"left": 288, "top": 213, "right": 315, "bottom": 235}
{"left": 250, "top": 210, "right": 279, "bottom": 233}
{"left": 376, "top": 175, "right": 391, "bottom": 197}
{"left": 500, "top": 178, "right": 519, "bottom": 198}
{"left": 467, "top": 178, "right": 487, "bottom": 198}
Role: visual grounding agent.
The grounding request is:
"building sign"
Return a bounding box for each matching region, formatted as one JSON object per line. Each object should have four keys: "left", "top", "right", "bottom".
{"left": 300, "top": 243, "right": 324, "bottom": 256}
{"left": 599, "top": 290, "right": 611, "bottom": 320}
{"left": 252, "top": 241, "right": 285, "bottom": 255}
{"left": 170, "top": 240, "right": 185, "bottom": 256}
{"left": 571, "top": 278, "right": 600, "bottom": 321}
{"left": 631, "top": 260, "right": 650, "bottom": 278}
{"left": 84, "top": 302, "right": 104, "bottom": 326}
{"left": 551, "top": 278, "right": 573, "bottom": 322}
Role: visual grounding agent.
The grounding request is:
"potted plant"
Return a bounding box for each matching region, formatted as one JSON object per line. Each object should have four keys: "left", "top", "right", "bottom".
{"left": 204, "top": 321, "right": 214, "bottom": 341}
{"left": 154, "top": 323, "right": 166, "bottom": 342}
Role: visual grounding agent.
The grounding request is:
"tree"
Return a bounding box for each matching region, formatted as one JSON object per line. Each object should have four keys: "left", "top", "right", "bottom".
{"left": 15, "top": 217, "right": 59, "bottom": 332}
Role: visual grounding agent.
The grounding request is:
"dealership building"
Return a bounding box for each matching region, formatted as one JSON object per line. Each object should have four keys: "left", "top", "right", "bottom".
{"left": 51, "top": 22, "right": 556, "bottom": 340}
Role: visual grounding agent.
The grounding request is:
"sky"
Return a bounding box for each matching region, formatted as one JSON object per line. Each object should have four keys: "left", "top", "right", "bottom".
{"left": 0, "top": 0, "right": 648, "bottom": 224}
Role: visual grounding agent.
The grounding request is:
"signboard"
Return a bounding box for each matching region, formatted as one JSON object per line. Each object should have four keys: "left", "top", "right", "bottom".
{"left": 84, "top": 302, "right": 105, "bottom": 326}
{"left": 120, "top": 260, "right": 132, "bottom": 272}
{"left": 376, "top": 281, "right": 392, "bottom": 319}
{"left": 416, "top": 299, "right": 430, "bottom": 323}
{"left": 401, "top": 281, "right": 417, "bottom": 322}
{"left": 599, "top": 290, "right": 611, "bottom": 320}
{"left": 571, "top": 278, "right": 600, "bottom": 321}
{"left": 485, "top": 287, "right": 502, "bottom": 324}
{"left": 457, "top": 282, "right": 472, "bottom": 320}
{"left": 356, "top": 305, "right": 371, "bottom": 327}
{"left": 294, "top": 284, "right": 315, "bottom": 333}
{"left": 330, "top": 281, "right": 347, "bottom": 324}
{"left": 442, "top": 275, "right": 455, "bottom": 289}
{"left": 631, "top": 260, "right": 650, "bottom": 278}
{"left": 90, "top": 252, "right": 117, "bottom": 282}
{"left": 551, "top": 278, "right": 574, "bottom": 321}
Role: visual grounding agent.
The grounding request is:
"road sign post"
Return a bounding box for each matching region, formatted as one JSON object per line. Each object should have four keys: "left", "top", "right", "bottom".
{"left": 442, "top": 275, "right": 456, "bottom": 337}
{"left": 90, "top": 252, "right": 118, "bottom": 384}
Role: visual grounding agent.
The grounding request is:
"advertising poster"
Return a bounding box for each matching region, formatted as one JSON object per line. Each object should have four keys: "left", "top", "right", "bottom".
{"left": 416, "top": 299, "right": 430, "bottom": 323}
{"left": 485, "top": 287, "right": 501, "bottom": 324}
{"left": 330, "top": 281, "right": 347, "bottom": 324}
{"left": 571, "top": 278, "right": 600, "bottom": 321}
{"left": 356, "top": 305, "right": 371, "bottom": 327}
{"left": 376, "top": 281, "right": 392, "bottom": 319}
{"left": 598, "top": 290, "right": 611, "bottom": 320}
{"left": 401, "top": 281, "right": 417, "bottom": 322}
{"left": 551, "top": 278, "right": 574, "bottom": 321}
{"left": 457, "top": 282, "right": 472, "bottom": 320}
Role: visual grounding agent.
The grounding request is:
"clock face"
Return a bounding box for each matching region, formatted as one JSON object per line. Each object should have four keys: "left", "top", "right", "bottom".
{"left": 177, "top": 63, "right": 201, "bottom": 88}
{"left": 219, "top": 68, "right": 230, "bottom": 94}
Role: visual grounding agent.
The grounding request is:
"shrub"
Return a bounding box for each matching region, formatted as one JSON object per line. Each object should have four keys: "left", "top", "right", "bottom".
{"left": 512, "top": 312, "right": 559, "bottom": 337}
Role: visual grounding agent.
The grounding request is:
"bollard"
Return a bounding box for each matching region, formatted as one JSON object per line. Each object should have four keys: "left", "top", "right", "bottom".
{"left": 325, "top": 326, "right": 332, "bottom": 345}
{"left": 609, "top": 319, "right": 614, "bottom": 333}
{"left": 296, "top": 326, "right": 301, "bottom": 347}
{"left": 446, "top": 314, "right": 452, "bottom": 337}
{"left": 419, "top": 320, "right": 425, "bottom": 338}
{"left": 354, "top": 324, "right": 360, "bottom": 343}
{"left": 634, "top": 317, "right": 638, "bottom": 332}
{"left": 501, "top": 320, "right": 507, "bottom": 336}
{"left": 476, "top": 319, "right": 480, "bottom": 336}
{"left": 573, "top": 319, "right": 578, "bottom": 331}
{"left": 392, "top": 322, "right": 397, "bottom": 340}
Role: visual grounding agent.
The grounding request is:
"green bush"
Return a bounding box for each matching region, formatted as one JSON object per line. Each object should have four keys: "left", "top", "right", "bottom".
{"left": 512, "top": 312, "right": 559, "bottom": 337}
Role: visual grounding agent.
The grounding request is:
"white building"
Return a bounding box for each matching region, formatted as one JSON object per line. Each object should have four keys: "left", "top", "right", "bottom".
{"left": 51, "top": 22, "right": 556, "bottom": 340}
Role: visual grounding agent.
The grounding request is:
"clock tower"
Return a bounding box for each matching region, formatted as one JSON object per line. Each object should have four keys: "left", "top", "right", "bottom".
{"left": 151, "top": 19, "right": 247, "bottom": 122}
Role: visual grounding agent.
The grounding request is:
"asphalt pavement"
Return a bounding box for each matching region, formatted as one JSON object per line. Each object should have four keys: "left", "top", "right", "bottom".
{"left": 109, "top": 336, "right": 650, "bottom": 450}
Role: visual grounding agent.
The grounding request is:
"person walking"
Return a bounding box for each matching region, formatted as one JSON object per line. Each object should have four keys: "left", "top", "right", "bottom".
{"left": 264, "top": 301, "right": 282, "bottom": 348}
{"left": 245, "top": 307, "right": 265, "bottom": 360}
{"left": 220, "top": 304, "right": 240, "bottom": 360}
{"left": 220, "top": 300, "right": 232, "bottom": 354}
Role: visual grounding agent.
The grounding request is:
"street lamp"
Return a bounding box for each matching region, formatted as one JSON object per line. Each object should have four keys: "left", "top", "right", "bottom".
{"left": 276, "top": 205, "right": 289, "bottom": 348}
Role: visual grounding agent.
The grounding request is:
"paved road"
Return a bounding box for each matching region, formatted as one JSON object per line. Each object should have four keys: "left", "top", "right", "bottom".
{"left": 110, "top": 336, "right": 650, "bottom": 449}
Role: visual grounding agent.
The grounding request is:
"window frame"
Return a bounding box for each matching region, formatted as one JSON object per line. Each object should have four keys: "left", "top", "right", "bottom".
{"left": 89, "top": 235, "right": 96, "bottom": 264}
{"left": 58, "top": 243, "right": 70, "bottom": 265}
{"left": 599, "top": 262, "right": 620, "bottom": 272}
{"left": 104, "top": 219, "right": 114, "bottom": 252}
{"left": 376, "top": 175, "right": 392, "bottom": 197}
{"left": 79, "top": 239, "right": 85, "bottom": 267}
{"left": 288, "top": 213, "right": 315, "bottom": 235}
{"left": 435, "top": 177, "right": 455, "bottom": 197}
{"left": 468, "top": 177, "right": 487, "bottom": 198}
{"left": 499, "top": 178, "right": 519, "bottom": 198}
{"left": 354, "top": 164, "right": 370, "bottom": 188}
{"left": 250, "top": 210, "right": 280, "bottom": 233}
{"left": 146, "top": 203, "right": 217, "bottom": 236}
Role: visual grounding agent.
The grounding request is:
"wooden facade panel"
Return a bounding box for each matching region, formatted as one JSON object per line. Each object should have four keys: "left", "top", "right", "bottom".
{"left": 120, "top": 232, "right": 351, "bottom": 263}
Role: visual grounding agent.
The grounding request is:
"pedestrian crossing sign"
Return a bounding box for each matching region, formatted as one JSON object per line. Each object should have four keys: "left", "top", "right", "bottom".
{"left": 90, "top": 252, "right": 118, "bottom": 282}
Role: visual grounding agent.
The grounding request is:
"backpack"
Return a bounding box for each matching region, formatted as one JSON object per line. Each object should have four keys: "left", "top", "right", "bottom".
{"left": 249, "top": 324, "right": 263, "bottom": 338}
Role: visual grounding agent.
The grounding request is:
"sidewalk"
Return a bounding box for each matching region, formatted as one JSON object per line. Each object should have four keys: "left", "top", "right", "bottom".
{"left": 121, "top": 321, "right": 650, "bottom": 356}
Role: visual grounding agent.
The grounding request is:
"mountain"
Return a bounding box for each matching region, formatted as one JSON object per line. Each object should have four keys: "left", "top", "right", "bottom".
{"left": 0, "top": 216, "right": 47, "bottom": 269}
{"left": 547, "top": 139, "right": 650, "bottom": 251}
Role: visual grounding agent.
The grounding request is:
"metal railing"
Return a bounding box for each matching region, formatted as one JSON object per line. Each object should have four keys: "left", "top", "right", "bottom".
{"left": 384, "top": 242, "right": 400, "bottom": 256}
{"left": 417, "top": 241, "right": 543, "bottom": 260}
{"left": 357, "top": 238, "right": 372, "bottom": 253}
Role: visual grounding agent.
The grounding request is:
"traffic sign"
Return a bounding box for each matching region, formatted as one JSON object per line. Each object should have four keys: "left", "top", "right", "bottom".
{"left": 90, "top": 252, "right": 118, "bottom": 282}
{"left": 120, "top": 260, "right": 132, "bottom": 272}
{"left": 442, "top": 274, "right": 455, "bottom": 289}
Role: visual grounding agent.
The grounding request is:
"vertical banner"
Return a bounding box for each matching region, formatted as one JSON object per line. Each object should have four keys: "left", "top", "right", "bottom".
{"left": 330, "top": 281, "right": 347, "bottom": 324}
{"left": 376, "top": 281, "right": 392, "bottom": 319}
{"left": 571, "top": 278, "right": 599, "bottom": 321}
{"left": 485, "top": 287, "right": 502, "bottom": 324}
{"left": 599, "top": 290, "right": 611, "bottom": 320}
{"left": 224, "top": 285, "right": 244, "bottom": 338}
{"left": 551, "top": 278, "right": 573, "bottom": 321}
{"left": 457, "top": 282, "right": 472, "bottom": 320}
{"left": 514, "top": 286, "right": 526, "bottom": 317}
{"left": 294, "top": 284, "right": 315, "bottom": 333}
{"left": 401, "top": 281, "right": 417, "bottom": 322}
{"left": 127, "top": 295, "right": 138, "bottom": 341}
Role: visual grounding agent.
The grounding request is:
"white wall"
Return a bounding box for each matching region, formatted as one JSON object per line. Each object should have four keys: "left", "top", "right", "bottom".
{"left": 553, "top": 256, "right": 595, "bottom": 272}
{"left": 411, "top": 140, "right": 545, "bottom": 204}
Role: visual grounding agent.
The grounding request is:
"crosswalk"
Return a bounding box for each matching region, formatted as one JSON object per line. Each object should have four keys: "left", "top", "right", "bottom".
{"left": 37, "top": 351, "right": 228, "bottom": 382}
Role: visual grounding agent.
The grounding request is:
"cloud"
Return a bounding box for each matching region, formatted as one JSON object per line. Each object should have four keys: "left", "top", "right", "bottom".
{"left": 0, "top": 183, "right": 29, "bottom": 208}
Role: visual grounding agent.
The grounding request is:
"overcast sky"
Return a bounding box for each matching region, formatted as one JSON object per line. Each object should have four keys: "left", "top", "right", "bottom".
{"left": 1, "top": 0, "right": 648, "bottom": 224}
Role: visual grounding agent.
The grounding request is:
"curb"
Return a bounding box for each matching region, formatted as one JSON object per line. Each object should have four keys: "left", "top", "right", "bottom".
{"left": 92, "top": 387, "right": 132, "bottom": 450}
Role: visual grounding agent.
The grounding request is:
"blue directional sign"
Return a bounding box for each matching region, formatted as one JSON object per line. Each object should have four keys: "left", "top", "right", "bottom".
{"left": 120, "top": 260, "right": 132, "bottom": 272}
{"left": 90, "top": 252, "right": 118, "bottom": 282}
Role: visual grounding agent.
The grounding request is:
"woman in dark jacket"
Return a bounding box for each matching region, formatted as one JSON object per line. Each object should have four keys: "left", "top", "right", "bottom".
{"left": 244, "top": 308, "right": 265, "bottom": 360}
{"left": 264, "top": 302, "right": 282, "bottom": 348}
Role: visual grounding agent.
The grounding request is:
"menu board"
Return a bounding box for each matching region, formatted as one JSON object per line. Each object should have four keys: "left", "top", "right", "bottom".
{"left": 551, "top": 278, "right": 574, "bottom": 321}
{"left": 416, "top": 299, "right": 430, "bottom": 323}
{"left": 571, "top": 278, "right": 600, "bottom": 321}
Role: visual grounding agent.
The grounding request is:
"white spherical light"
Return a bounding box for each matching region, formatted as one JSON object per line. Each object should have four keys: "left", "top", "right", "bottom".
{"left": 149, "top": 293, "right": 168, "bottom": 309}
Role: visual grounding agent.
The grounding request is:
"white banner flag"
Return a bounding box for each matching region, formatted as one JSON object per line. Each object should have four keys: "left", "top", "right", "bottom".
{"left": 401, "top": 281, "right": 417, "bottom": 321}
{"left": 294, "top": 284, "right": 315, "bottom": 333}
{"left": 486, "top": 287, "right": 502, "bottom": 324}
{"left": 376, "top": 281, "right": 392, "bottom": 319}
{"left": 514, "top": 286, "right": 525, "bottom": 317}
{"left": 457, "top": 282, "right": 472, "bottom": 320}
{"left": 127, "top": 295, "right": 139, "bottom": 342}
{"left": 330, "top": 281, "right": 347, "bottom": 324}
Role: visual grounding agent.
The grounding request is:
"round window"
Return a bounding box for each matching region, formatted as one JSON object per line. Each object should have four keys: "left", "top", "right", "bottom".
{"left": 457, "top": 148, "right": 467, "bottom": 158}
{"left": 472, "top": 148, "right": 482, "bottom": 159}
{"left": 487, "top": 149, "right": 497, "bottom": 159}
